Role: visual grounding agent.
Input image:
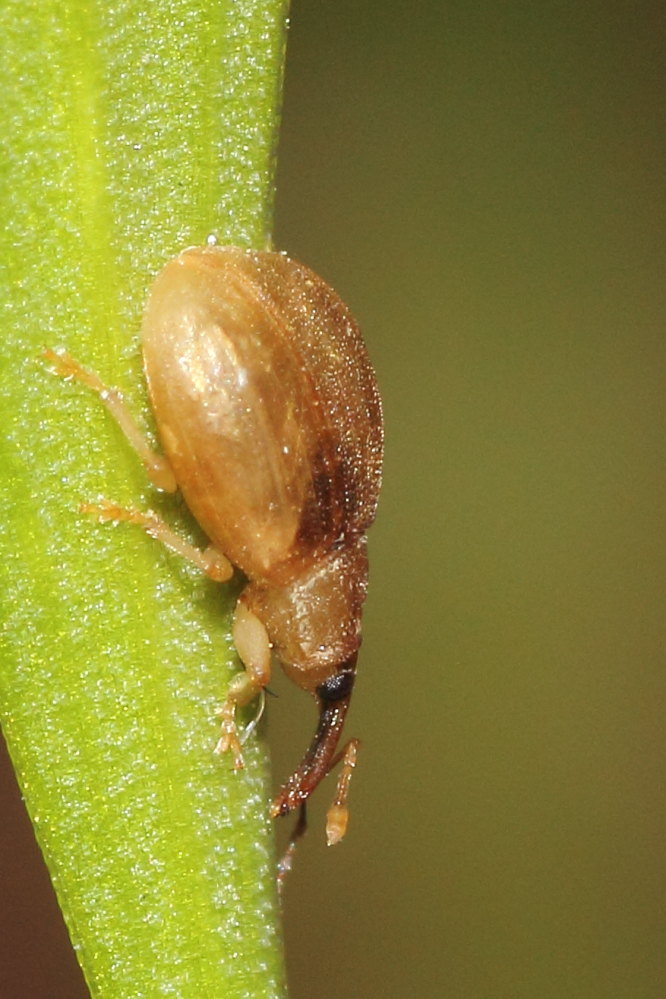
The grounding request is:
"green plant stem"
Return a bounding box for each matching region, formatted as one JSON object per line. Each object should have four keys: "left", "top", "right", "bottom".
{"left": 0, "top": 2, "right": 289, "bottom": 996}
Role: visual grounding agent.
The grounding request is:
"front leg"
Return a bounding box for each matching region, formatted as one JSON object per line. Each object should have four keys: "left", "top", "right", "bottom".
{"left": 215, "top": 599, "right": 271, "bottom": 768}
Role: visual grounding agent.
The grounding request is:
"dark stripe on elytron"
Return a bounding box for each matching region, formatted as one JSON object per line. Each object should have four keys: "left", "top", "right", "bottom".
{"left": 296, "top": 451, "right": 357, "bottom": 549}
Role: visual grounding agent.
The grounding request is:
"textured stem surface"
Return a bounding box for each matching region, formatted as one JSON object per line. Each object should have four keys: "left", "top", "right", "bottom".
{"left": 0, "top": 2, "right": 289, "bottom": 996}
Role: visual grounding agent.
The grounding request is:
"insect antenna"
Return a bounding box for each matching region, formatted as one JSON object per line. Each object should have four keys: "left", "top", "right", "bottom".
{"left": 276, "top": 803, "right": 308, "bottom": 895}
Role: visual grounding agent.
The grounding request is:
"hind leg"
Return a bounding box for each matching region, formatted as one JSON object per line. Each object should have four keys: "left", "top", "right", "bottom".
{"left": 44, "top": 347, "right": 176, "bottom": 492}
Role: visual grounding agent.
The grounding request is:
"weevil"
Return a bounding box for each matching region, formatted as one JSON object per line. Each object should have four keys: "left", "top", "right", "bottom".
{"left": 46, "top": 245, "right": 383, "bottom": 868}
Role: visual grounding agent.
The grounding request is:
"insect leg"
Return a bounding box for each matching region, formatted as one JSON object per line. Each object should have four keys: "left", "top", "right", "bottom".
{"left": 43, "top": 347, "right": 176, "bottom": 492}
{"left": 80, "top": 500, "right": 233, "bottom": 581}
{"left": 215, "top": 599, "right": 272, "bottom": 768}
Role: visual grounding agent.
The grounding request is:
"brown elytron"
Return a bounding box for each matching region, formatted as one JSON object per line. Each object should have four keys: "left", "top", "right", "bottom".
{"left": 47, "top": 245, "right": 383, "bottom": 862}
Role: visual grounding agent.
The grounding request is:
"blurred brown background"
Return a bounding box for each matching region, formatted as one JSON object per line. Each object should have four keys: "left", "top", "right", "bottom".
{"left": 2, "top": 1, "right": 666, "bottom": 996}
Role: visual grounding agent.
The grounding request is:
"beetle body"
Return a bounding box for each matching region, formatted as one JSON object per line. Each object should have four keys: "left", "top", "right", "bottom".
{"left": 47, "top": 245, "right": 383, "bottom": 851}
{"left": 142, "top": 247, "right": 382, "bottom": 697}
